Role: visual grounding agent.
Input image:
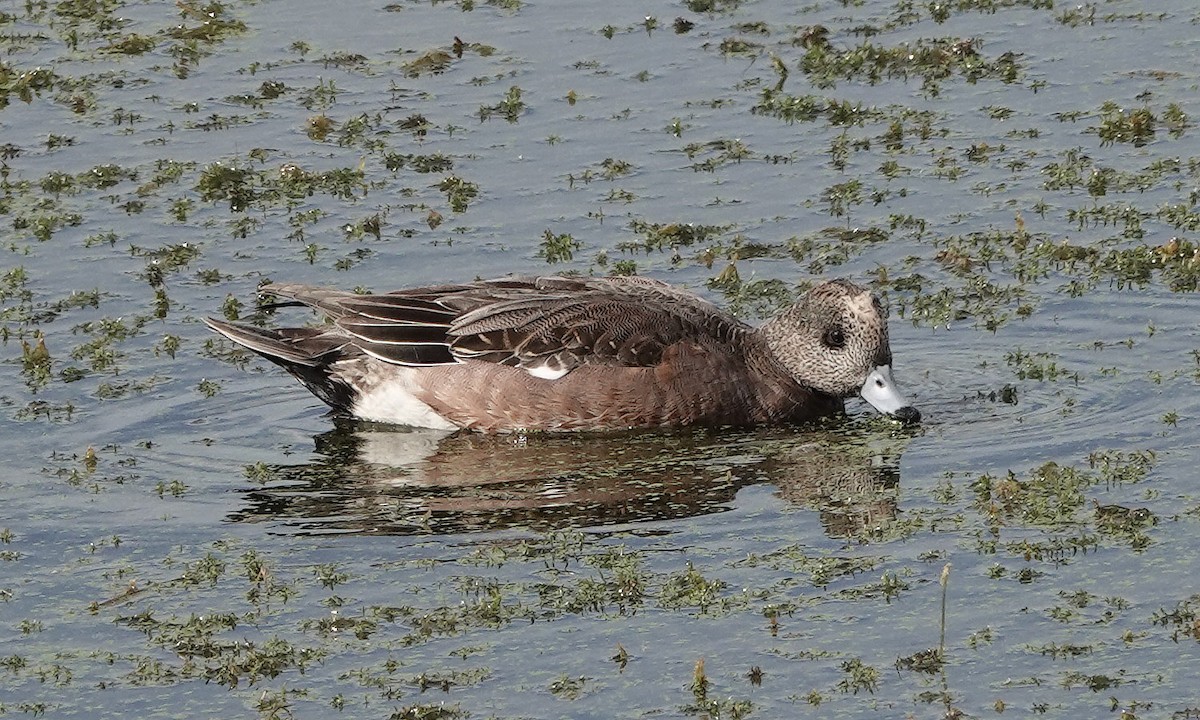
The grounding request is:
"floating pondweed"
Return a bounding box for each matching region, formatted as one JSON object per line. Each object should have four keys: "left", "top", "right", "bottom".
{"left": 2, "top": 0, "right": 1199, "bottom": 718}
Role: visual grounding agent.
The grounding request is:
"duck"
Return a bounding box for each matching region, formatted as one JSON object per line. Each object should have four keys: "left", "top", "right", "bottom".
{"left": 203, "top": 275, "right": 919, "bottom": 432}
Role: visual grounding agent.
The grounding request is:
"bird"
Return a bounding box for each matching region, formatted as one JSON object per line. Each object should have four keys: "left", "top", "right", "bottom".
{"left": 203, "top": 275, "right": 919, "bottom": 433}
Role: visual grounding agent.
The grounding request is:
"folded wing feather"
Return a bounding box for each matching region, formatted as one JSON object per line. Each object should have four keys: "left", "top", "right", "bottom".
{"left": 259, "top": 276, "right": 747, "bottom": 377}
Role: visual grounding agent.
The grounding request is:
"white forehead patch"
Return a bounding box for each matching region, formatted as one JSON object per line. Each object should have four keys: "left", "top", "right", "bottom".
{"left": 846, "top": 292, "right": 878, "bottom": 324}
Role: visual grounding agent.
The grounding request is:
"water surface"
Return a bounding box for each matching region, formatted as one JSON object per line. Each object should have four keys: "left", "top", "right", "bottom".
{"left": 2, "top": 0, "right": 1199, "bottom": 717}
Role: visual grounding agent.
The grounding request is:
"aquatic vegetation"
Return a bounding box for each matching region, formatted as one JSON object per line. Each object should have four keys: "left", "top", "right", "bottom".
{"left": 796, "top": 36, "right": 1024, "bottom": 95}
{"left": 836, "top": 658, "right": 880, "bottom": 695}
{"left": 684, "top": 0, "right": 744, "bottom": 12}
{"left": 437, "top": 175, "right": 478, "bottom": 212}
{"left": 622, "top": 220, "right": 730, "bottom": 253}
{"left": 0, "top": 62, "right": 61, "bottom": 109}
{"left": 707, "top": 275, "right": 794, "bottom": 319}
{"left": 477, "top": 85, "right": 525, "bottom": 123}
{"left": 682, "top": 137, "right": 753, "bottom": 172}
{"left": 196, "top": 159, "right": 369, "bottom": 212}
{"left": 969, "top": 450, "right": 1157, "bottom": 557}
{"left": 19, "top": 334, "right": 51, "bottom": 389}
{"left": 1150, "top": 596, "right": 1200, "bottom": 642}
{"left": 403, "top": 49, "right": 454, "bottom": 77}
{"left": 537, "top": 229, "right": 580, "bottom": 263}
{"left": 383, "top": 152, "right": 454, "bottom": 174}
{"left": 1, "top": 0, "right": 1198, "bottom": 718}
{"left": 658, "top": 562, "right": 730, "bottom": 613}
{"left": 102, "top": 34, "right": 157, "bottom": 55}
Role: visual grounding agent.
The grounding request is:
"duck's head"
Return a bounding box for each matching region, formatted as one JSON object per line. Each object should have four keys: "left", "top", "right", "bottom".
{"left": 762, "top": 279, "right": 920, "bottom": 424}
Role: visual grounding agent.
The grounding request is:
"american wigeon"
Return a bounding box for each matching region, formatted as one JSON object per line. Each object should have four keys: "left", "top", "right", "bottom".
{"left": 204, "top": 275, "right": 919, "bottom": 432}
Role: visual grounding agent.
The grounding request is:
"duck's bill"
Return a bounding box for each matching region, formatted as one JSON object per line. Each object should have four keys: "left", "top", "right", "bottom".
{"left": 860, "top": 365, "right": 921, "bottom": 424}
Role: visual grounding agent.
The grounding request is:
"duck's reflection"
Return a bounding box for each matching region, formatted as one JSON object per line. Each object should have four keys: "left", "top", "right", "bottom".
{"left": 227, "top": 419, "right": 914, "bottom": 538}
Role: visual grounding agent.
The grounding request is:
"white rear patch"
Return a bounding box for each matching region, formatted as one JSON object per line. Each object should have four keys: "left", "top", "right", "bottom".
{"left": 351, "top": 375, "right": 459, "bottom": 430}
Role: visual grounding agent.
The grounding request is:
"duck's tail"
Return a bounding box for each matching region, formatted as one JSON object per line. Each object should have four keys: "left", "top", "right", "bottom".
{"left": 203, "top": 317, "right": 356, "bottom": 412}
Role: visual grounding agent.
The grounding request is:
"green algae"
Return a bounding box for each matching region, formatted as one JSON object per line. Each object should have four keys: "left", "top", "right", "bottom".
{"left": 2, "top": 0, "right": 1200, "bottom": 718}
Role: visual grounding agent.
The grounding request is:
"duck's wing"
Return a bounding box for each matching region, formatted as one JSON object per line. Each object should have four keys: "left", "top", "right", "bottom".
{"left": 261, "top": 283, "right": 462, "bottom": 366}
{"left": 261, "top": 277, "right": 751, "bottom": 378}
{"left": 443, "top": 276, "right": 750, "bottom": 379}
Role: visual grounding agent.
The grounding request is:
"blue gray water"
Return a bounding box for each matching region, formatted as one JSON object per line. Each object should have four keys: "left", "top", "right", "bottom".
{"left": 2, "top": 0, "right": 1199, "bottom": 717}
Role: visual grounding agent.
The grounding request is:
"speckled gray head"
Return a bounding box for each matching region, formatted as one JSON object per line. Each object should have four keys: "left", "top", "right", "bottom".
{"left": 762, "top": 279, "right": 919, "bottom": 423}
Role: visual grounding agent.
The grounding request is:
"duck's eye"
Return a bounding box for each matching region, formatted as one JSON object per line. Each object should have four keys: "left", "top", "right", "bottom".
{"left": 822, "top": 326, "right": 846, "bottom": 350}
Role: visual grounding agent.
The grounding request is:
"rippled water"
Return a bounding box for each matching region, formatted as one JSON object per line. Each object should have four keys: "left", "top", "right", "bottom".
{"left": 3, "top": 0, "right": 1200, "bottom": 718}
